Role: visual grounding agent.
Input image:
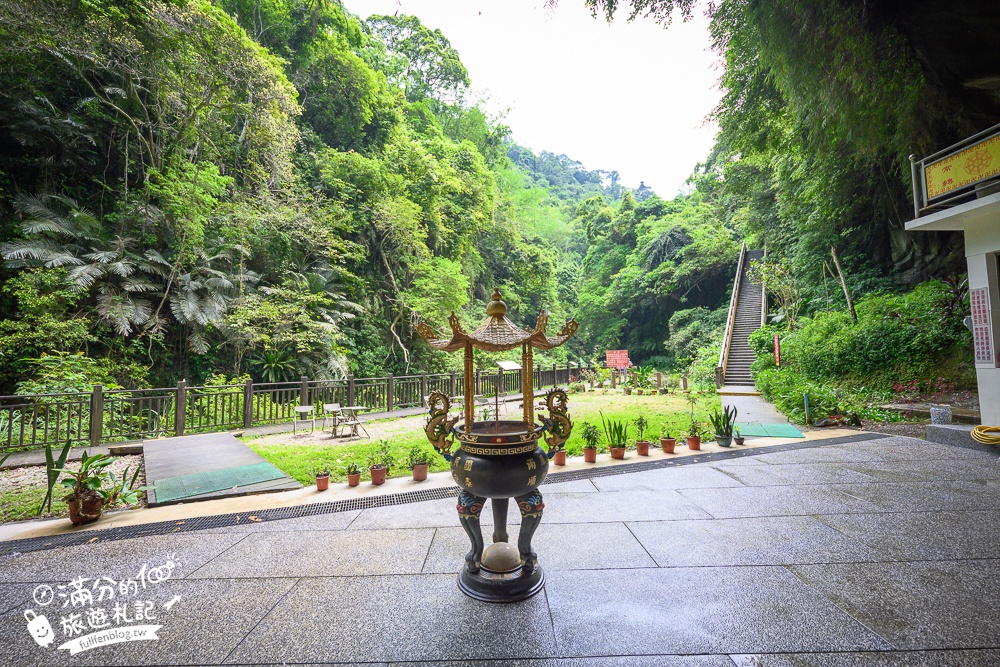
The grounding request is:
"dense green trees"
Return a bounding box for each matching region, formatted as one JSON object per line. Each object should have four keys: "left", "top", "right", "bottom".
{"left": 4, "top": 0, "right": 985, "bottom": 399}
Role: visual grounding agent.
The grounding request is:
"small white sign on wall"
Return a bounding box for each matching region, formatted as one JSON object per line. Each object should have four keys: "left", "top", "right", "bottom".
{"left": 971, "top": 287, "right": 997, "bottom": 366}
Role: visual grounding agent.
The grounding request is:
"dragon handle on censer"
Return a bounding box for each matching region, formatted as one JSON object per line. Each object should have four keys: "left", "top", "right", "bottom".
{"left": 417, "top": 288, "right": 577, "bottom": 602}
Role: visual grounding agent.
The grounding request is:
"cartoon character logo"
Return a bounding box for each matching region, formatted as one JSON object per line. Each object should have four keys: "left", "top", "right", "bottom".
{"left": 24, "top": 609, "right": 55, "bottom": 647}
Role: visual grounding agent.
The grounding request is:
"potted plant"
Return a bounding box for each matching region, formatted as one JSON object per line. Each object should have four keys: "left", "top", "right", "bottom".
{"left": 345, "top": 462, "right": 362, "bottom": 487}
{"left": 684, "top": 391, "right": 701, "bottom": 450}
{"left": 687, "top": 422, "right": 701, "bottom": 450}
{"left": 601, "top": 413, "right": 629, "bottom": 459}
{"left": 734, "top": 426, "right": 745, "bottom": 446}
{"left": 553, "top": 447, "right": 567, "bottom": 466}
{"left": 581, "top": 421, "right": 600, "bottom": 463}
{"left": 709, "top": 405, "right": 738, "bottom": 448}
{"left": 406, "top": 446, "right": 430, "bottom": 482}
{"left": 634, "top": 415, "right": 650, "bottom": 456}
{"left": 55, "top": 451, "right": 115, "bottom": 526}
{"left": 315, "top": 465, "right": 331, "bottom": 491}
{"left": 659, "top": 429, "right": 676, "bottom": 454}
{"left": 368, "top": 440, "right": 394, "bottom": 486}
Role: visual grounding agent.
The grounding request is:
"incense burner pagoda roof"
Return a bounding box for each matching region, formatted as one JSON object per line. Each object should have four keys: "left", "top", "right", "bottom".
{"left": 417, "top": 289, "right": 578, "bottom": 353}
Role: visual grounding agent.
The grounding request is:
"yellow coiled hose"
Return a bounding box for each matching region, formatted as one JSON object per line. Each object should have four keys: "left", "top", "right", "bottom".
{"left": 971, "top": 425, "right": 1000, "bottom": 445}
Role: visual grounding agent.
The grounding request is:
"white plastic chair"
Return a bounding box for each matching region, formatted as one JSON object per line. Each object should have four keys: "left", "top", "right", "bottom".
{"left": 293, "top": 405, "right": 315, "bottom": 434}
{"left": 321, "top": 403, "right": 343, "bottom": 435}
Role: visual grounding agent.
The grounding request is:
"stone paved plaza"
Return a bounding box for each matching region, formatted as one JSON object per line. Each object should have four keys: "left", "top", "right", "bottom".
{"left": 2, "top": 434, "right": 1000, "bottom": 666}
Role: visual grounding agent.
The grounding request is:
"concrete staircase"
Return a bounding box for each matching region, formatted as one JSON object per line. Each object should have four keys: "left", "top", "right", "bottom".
{"left": 722, "top": 249, "right": 764, "bottom": 387}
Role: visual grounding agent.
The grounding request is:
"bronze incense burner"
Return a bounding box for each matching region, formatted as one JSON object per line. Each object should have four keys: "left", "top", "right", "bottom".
{"left": 419, "top": 289, "right": 576, "bottom": 602}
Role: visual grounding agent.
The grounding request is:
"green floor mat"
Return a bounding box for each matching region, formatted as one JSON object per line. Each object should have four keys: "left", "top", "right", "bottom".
{"left": 152, "top": 462, "right": 288, "bottom": 503}
{"left": 734, "top": 422, "right": 804, "bottom": 438}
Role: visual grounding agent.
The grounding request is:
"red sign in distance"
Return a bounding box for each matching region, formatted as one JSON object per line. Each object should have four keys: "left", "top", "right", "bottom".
{"left": 774, "top": 334, "right": 781, "bottom": 366}
{"left": 605, "top": 350, "right": 631, "bottom": 369}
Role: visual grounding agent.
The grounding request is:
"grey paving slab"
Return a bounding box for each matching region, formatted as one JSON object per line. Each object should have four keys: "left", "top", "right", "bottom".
{"left": 541, "top": 478, "right": 599, "bottom": 493}
{"left": 396, "top": 656, "right": 735, "bottom": 666}
{"left": 0, "top": 577, "right": 294, "bottom": 666}
{"left": 545, "top": 566, "right": 892, "bottom": 656}
{"left": 422, "top": 522, "right": 657, "bottom": 574}
{"left": 788, "top": 559, "right": 1000, "bottom": 649}
{"left": 197, "top": 509, "right": 363, "bottom": 533}
{"left": 0, "top": 582, "right": 36, "bottom": 614}
{"left": 628, "top": 515, "right": 881, "bottom": 567}
{"left": 0, "top": 533, "right": 245, "bottom": 583}
{"left": 590, "top": 465, "right": 745, "bottom": 492}
{"left": 761, "top": 463, "right": 882, "bottom": 486}
{"left": 816, "top": 510, "right": 1000, "bottom": 561}
{"left": 223, "top": 574, "right": 557, "bottom": 664}
{"left": 833, "top": 480, "right": 1000, "bottom": 513}
{"left": 542, "top": 489, "right": 714, "bottom": 523}
{"left": 709, "top": 463, "right": 792, "bottom": 487}
{"left": 709, "top": 453, "right": 774, "bottom": 467}
{"left": 848, "top": 438, "right": 997, "bottom": 461}
{"left": 730, "top": 650, "right": 1000, "bottom": 666}
{"left": 348, "top": 497, "right": 521, "bottom": 530}
{"left": 677, "top": 485, "right": 881, "bottom": 519}
{"left": 187, "top": 528, "right": 434, "bottom": 578}
{"left": 750, "top": 446, "right": 885, "bottom": 465}
{"left": 837, "top": 460, "right": 953, "bottom": 483}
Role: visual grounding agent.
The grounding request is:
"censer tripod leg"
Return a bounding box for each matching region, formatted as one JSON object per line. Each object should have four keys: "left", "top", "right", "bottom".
{"left": 457, "top": 490, "right": 486, "bottom": 573}
{"left": 516, "top": 490, "right": 545, "bottom": 573}
{"left": 491, "top": 497, "right": 510, "bottom": 543}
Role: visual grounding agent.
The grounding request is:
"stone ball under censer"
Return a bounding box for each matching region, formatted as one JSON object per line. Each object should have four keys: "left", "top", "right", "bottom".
{"left": 481, "top": 542, "right": 522, "bottom": 573}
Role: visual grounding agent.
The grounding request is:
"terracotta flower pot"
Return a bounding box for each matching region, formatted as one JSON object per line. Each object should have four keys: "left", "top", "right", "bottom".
{"left": 412, "top": 463, "right": 428, "bottom": 482}
{"left": 610, "top": 446, "right": 626, "bottom": 459}
{"left": 67, "top": 490, "right": 103, "bottom": 526}
{"left": 660, "top": 437, "right": 676, "bottom": 454}
{"left": 553, "top": 450, "right": 567, "bottom": 466}
{"left": 347, "top": 473, "right": 361, "bottom": 487}
{"left": 583, "top": 447, "right": 598, "bottom": 463}
{"left": 734, "top": 436, "right": 745, "bottom": 446}
{"left": 316, "top": 474, "right": 330, "bottom": 491}
{"left": 370, "top": 465, "right": 387, "bottom": 485}
{"left": 636, "top": 440, "right": 650, "bottom": 456}
{"left": 687, "top": 435, "right": 701, "bottom": 450}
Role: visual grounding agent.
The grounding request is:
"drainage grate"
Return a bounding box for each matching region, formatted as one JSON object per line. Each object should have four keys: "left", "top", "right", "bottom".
{"left": 0, "top": 432, "right": 887, "bottom": 557}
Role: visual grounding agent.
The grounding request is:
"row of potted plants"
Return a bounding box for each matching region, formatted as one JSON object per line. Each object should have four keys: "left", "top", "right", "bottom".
{"left": 314, "top": 441, "right": 433, "bottom": 490}
{"left": 560, "top": 404, "right": 745, "bottom": 465}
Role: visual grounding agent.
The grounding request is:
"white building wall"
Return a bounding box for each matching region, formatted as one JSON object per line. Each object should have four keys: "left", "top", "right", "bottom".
{"left": 965, "top": 217, "right": 1000, "bottom": 425}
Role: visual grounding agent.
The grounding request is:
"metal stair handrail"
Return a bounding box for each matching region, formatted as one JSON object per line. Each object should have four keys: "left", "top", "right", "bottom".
{"left": 716, "top": 240, "right": 747, "bottom": 387}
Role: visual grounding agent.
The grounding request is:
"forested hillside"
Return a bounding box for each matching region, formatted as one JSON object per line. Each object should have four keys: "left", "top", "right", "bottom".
{"left": 0, "top": 0, "right": 635, "bottom": 393}
{"left": 2, "top": 0, "right": 993, "bottom": 400}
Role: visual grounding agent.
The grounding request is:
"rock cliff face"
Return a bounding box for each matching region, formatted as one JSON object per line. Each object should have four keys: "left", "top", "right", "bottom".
{"left": 891, "top": 0, "right": 1000, "bottom": 127}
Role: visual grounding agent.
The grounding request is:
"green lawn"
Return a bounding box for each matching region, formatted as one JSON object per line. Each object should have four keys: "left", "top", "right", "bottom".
{"left": 248, "top": 389, "right": 720, "bottom": 484}
{"left": 0, "top": 483, "right": 66, "bottom": 523}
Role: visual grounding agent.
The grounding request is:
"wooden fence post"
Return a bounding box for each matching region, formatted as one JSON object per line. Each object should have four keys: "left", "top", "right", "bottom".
{"left": 611, "top": 370, "right": 616, "bottom": 389}
{"left": 475, "top": 368, "right": 481, "bottom": 395}
{"left": 300, "top": 376, "right": 309, "bottom": 406}
{"left": 89, "top": 385, "right": 103, "bottom": 447}
{"left": 449, "top": 371, "right": 457, "bottom": 398}
{"left": 657, "top": 372, "right": 662, "bottom": 389}
{"left": 175, "top": 380, "right": 186, "bottom": 436}
{"left": 386, "top": 374, "right": 394, "bottom": 412}
{"left": 243, "top": 378, "right": 253, "bottom": 428}
{"left": 347, "top": 374, "right": 355, "bottom": 407}
{"left": 420, "top": 372, "right": 427, "bottom": 406}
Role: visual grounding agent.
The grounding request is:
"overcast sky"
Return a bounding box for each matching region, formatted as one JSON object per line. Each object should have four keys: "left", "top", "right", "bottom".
{"left": 340, "top": 0, "right": 721, "bottom": 198}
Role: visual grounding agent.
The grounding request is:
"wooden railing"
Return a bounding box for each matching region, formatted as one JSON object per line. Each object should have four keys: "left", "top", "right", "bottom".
{"left": 716, "top": 241, "right": 748, "bottom": 387}
{"left": 0, "top": 363, "right": 594, "bottom": 451}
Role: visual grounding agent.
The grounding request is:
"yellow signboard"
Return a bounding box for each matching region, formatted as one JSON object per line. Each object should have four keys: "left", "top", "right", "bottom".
{"left": 925, "top": 133, "right": 1000, "bottom": 200}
